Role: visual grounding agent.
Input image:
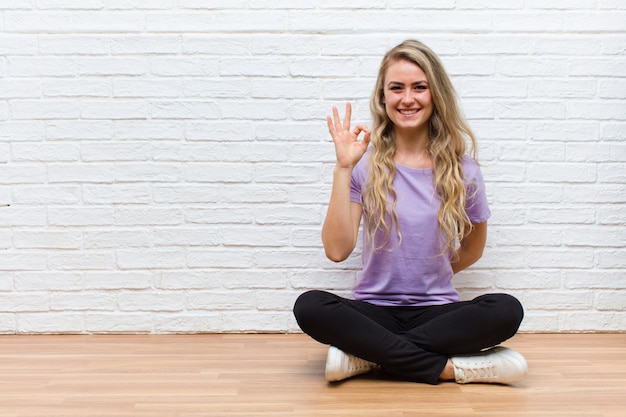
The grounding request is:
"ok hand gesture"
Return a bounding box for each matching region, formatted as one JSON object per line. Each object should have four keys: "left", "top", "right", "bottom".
{"left": 327, "top": 102, "right": 371, "bottom": 169}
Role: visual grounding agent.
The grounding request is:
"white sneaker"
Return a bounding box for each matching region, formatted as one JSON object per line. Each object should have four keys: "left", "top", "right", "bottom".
{"left": 325, "top": 346, "right": 378, "bottom": 382}
{"left": 451, "top": 346, "right": 528, "bottom": 384}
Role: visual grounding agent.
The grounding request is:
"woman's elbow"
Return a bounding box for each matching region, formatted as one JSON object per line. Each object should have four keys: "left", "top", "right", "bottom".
{"left": 324, "top": 247, "right": 351, "bottom": 263}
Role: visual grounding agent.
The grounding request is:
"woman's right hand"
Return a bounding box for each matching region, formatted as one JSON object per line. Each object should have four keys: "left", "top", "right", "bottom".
{"left": 327, "top": 102, "right": 371, "bottom": 169}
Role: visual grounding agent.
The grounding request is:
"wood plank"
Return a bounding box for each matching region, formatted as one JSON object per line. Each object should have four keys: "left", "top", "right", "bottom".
{"left": 0, "top": 333, "right": 624, "bottom": 417}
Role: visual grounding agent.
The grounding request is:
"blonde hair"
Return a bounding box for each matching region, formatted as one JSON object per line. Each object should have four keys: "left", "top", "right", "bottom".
{"left": 363, "top": 40, "right": 478, "bottom": 256}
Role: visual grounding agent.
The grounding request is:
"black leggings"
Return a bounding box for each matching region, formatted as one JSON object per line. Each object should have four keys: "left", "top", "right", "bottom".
{"left": 293, "top": 290, "right": 524, "bottom": 384}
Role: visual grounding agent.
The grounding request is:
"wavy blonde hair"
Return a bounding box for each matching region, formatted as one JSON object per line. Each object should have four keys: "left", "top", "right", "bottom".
{"left": 363, "top": 40, "right": 478, "bottom": 256}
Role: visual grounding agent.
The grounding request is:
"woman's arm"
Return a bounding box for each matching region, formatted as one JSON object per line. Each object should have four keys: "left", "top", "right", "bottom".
{"left": 322, "top": 170, "right": 363, "bottom": 262}
{"left": 321, "top": 103, "right": 370, "bottom": 262}
{"left": 451, "top": 221, "right": 487, "bottom": 274}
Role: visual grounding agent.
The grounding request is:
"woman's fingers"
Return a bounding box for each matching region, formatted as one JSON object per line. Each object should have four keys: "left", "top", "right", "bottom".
{"left": 343, "top": 102, "right": 352, "bottom": 131}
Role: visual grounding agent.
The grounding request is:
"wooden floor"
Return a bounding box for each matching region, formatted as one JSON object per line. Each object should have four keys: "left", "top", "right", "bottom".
{"left": 0, "top": 333, "right": 624, "bottom": 417}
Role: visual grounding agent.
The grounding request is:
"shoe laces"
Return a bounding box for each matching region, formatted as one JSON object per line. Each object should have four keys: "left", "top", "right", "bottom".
{"left": 457, "top": 363, "right": 496, "bottom": 382}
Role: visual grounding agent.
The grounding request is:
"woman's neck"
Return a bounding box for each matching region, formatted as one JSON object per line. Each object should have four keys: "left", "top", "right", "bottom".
{"left": 394, "top": 129, "right": 432, "bottom": 169}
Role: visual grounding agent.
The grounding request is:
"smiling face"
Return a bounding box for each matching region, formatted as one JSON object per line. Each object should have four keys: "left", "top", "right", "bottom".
{"left": 382, "top": 59, "right": 434, "bottom": 139}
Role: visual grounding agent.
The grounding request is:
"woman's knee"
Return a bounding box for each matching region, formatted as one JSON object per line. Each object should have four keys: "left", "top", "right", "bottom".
{"left": 293, "top": 290, "right": 331, "bottom": 328}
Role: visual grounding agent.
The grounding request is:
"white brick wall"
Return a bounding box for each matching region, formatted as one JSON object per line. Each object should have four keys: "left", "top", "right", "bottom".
{"left": 0, "top": 1, "right": 624, "bottom": 334}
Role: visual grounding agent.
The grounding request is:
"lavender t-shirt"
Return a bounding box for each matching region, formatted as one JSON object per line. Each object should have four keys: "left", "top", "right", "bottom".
{"left": 350, "top": 154, "right": 491, "bottom": 307}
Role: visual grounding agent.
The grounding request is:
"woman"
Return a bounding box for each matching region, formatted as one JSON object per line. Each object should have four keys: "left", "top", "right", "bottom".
{"left": 293, "top": 40, "right": 527, "bottom": 385}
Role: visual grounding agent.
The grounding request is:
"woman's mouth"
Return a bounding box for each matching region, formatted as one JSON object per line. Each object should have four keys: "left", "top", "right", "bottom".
{"left": 398, "top": 109, "right": 419, "bottom": 115}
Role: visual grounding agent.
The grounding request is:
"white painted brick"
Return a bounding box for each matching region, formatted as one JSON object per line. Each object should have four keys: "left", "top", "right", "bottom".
{"left": 251, "top": 79, "right": 319, "bottom": 100}
{"left": 48, "top": 251, "right": 116, "bottom": 271}
{"left": 153, "top": 312, "right": 223, "bottom": 333}
{"left": 13, "top": 231, "right": 82, "bottom": 250}
{"left": 11, "top": 142, "right": 80, "bottom": 162}
{"left": 78, "top": 58, "right": 146, "bottom": 76}
{"left": 184, "top": 207, "right": 254, "bottom": 225}
{"left": 290, "top": 227, "right": 322, "bottom": 248}
{"left": 184, "top": 79, "right": 250, "bottom": 99}
{"left": 495, "top": 101, "right": 566, "bottom": 120}
{"left": 222, "top": 311, "right": 293, "bottom": 332}
{"left": 182, "top": 35, "right": 250, "bottom": 55}
{"left": 0, "top": 4, "right": 623, "bottom": 334}
{"left": 527, "top": 206, "right": 595, "bottom": 225}
{"left": 0, "top": 314, "right": 16, "bottom": 334}
{"left": 81, "top": 100, "right": 148, "bottom": 120}
{"left": 253, "top": 249, "right": 321, "bottom": 269}
{"left": 221, "top": 269, "right": 289, "bottom": 290}
{"left": 0, "top": 230, "right": 11, "bottom": 250}
{"left": 565, "top": 11, "right": 626, "bottom": 32}
{"left": 154, "top": 227, "right": 221, "bottom": 247}
{"left": 50, "top": 292, "right": 117, "bottom": 311}
{"left": 106, "top": 0, "right": 176, "bottom": 10}
{"left": 4, "top": 12, "right": 144, "bottom": 33}
{"left": 563, "top": 184, "right": 626, "bottom": 204}
{"left": 47, "top": 120, "right": 112, "bottom": 141}
{"left": 158, "top": 270, "right": 221, "bottom": 290}
{"left": 527, "top": 121, "right": 599, "bottom": 142}
{"left": 598, "top": 80, "right": 626, "bottom": 99}
{"left": 111, "top": 35, "right": 180, "bottom": 54}
{"left": 0, "top": 80, "right": 41, "bottom": 98}
{"left": 524, "top": 291, "right": 594, "bottom": 310}
{"left": 43, "top": 79, "right": 111, "bottom": 98}
{"left": 0, "top": 293, "right": 49, "bottom": 312}
{"left": 0, "top": 35, "right": 38, "bottom": 55}
{"left": 527, "top": 163, "right": 596, "bottom": 183}
{"left": 85, "top": 272, "right": 153, "bottom": 290}
{"left": 18, "top": 313, "right": 85, "bottom": 334}
{"left": 596, "top": 250, "right": 626, "bottom": 269}
{"left": 150, "top": 57, "right": 219, "bottom": 77}
{"left": 494, "top": 271, "right": 560, "bottom": 290}
{"left": 9, "top": 57, "right": 75, "bottom": 77}
{"left": 558, "top": 311, "right": 625, "bottom": 332}
{"left": 597, "top": 205, "right": 626, "bottom": 225}
{"left": 11, "top": 100, "right": 79, "bottom": 120}
{"left": 84, "top": 230, "right": 153, "bottom": 249}
{"left": 0, "top": 206, "right": 47, "bottom": 226}
{"left": 115, "top": 208, "right": 183, "bottom": 226}
{"left": 222, "top": 225, "right": 290, "bottom": 247}
{"left": 563, "top": 226, "right": 626, "bottom": 248}
{"left": 113, "top": 79, "right": 183, "bottom": 98}
{"left": 38, "top": 35, "right": 110, "bottom": 55}
{"left": 184, "top": 163, "right": 253, "bottom": 183}
{"left": 48, "top": 207, "right": 114, "bottom": 226}
{"left": 493, "top": 12, "right": 564, "bottom": 32}
{"left": 568, "top": 101, "right": 625, "bottom": 121}
{"left": 596, "top": 291, "right": 626, "bottom": 311}
{"left": 529, "top": 36, "right": 600, "bottom": 55}
{"left": 151, "top": 100, "right": 220, "bottom": 120}
{"left": 601, "top": 123, "right": 626, "bottom": 141}
{"left": 458, "top": 79, "right": 527, "bottom": 98}
{"left": 117, "top": 249, "right": 186, "bottom": 270}
{"left": 564, "top": 270, "right": 626, "bottom": 290}
{"left": 118, "top": 291, "right": 186, "bottom": 312}
{"left": 115, "top": 163, "right": 181, "bottom": 182}
{"left": 526, "top": 249, "right": 594, "bottom": 269}
{"left": 254, "top": 164, "right": 320, "bottom": 183}
{"left": 187, "top": 249, "right": 254, "bottom": 269}
{"left": 114, "top": 120, "right": 183, "bottom": 140}
{"left": 84, "top": 313, "right": 151, "bottom": 333}
{"left": 457, "top": 0, "right": 523, "bottom": 9}
{"left": 79, "top": 182, "right": 147, "bottom": 209}
{"left": 187, "top": 290, "right": 256, "bottom": 310}
{"left": 47, "top": 163, "right": 115, "bottom": 183}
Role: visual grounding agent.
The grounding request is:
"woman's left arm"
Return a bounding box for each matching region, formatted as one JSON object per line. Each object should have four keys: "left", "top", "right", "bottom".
{"left": 451, "top": 221, "right": 487, "bottom": 274}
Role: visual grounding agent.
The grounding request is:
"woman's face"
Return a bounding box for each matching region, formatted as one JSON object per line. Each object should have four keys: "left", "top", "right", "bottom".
{"left": 382, "top": 59, "right": 433, "bottom": 137}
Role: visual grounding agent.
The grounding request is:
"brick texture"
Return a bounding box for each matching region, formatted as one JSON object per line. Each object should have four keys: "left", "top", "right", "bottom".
{"left": 0, "top": 2, "right": 624, "bottom": 333}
